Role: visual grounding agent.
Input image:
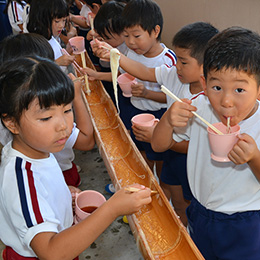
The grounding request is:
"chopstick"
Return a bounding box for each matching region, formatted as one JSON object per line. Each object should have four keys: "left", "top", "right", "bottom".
{"left": 73, "top": 76, "right": 85, "bottom": 82}
{"left": 62, "top": 48, "right": 83, "bottom": 75}
{"left": 161, "top": 85, "right": 224, "bottom": 135}
{"left": 125, "top": 186, "right": 158, "bottom": 194}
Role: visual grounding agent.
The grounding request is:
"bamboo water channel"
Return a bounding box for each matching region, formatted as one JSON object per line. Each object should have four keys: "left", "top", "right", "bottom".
{"left": 75, "top": 52, "right": 204, "bottom": 260}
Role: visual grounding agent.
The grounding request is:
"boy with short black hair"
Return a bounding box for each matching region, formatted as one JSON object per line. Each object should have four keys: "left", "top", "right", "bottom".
{"left": 152, "top": 26, "right": 260, "bottom": 259}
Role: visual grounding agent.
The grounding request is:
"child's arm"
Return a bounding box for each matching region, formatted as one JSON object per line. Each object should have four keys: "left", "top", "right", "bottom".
{"left": 68, "top": 74, "right": 95, "bottom": 151}
{"left": 30, "top": 185, "right": 152, "bottom": 260}
{"left": 152, "top": 100, "right": 196, "bottom": 152}
{"left": 91, "top": 40, "right": 157, "bottom": 82}
{"left": 81, "top": 67, "right": 113, "bottom": 82}
{"left": 70, "top": 14, "right": 89, "bottom": 29}
{"left": 131, "top": 82, "right": 166, "bottom": 103}
{"left": 229, "top": 134, "right": 260, "bottom": 180}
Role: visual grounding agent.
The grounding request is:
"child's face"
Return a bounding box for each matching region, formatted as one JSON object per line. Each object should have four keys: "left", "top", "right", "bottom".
{"left": 203, "top": 68, "right": 260, "bottom": 126}
{"left": 103, "top": 32, "right": 124, "bottom": 48}
{"left": 174, "top": 47, "right": 202, "bottom": 85}
{"left": 123, "top": 25, "right": 160, "bottom": 57}
{"left": 11, "top": 99, "right": 74, "bottom": 159}
{"left": 52, "top": 17, "right": 67, "bottom": 37}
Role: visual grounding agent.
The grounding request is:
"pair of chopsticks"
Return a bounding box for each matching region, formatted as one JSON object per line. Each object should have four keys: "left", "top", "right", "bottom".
{"left": 62, "top": 48, "right": 83, "bottom": 75}
{"left": 161, "top": 85, "right": 224, "bottom": 135}
{"left": 73, "top": 75, "right": 85, "bottom": 82}
{"left": 125, "top": 186, "right": 158, "bottom": 194}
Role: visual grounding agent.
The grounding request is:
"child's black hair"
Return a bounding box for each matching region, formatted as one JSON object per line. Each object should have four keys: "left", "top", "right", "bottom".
{"left": 121, "top": 0, "right": 163, "bottom": 40}
{"left": 0, "top": 33, "right": 54, "bottom": 64}
{"left": 204, "top": 26, "right": 260, "bottom": 85}
{"left": 0, "top": 57, "right": 74, "bottom": 123}
{"left": 27, "top": 0, "right": 69, "bottom": 40}
{"left": 94, "top": 1, "right": 125, "bottom": 39}
{"left": 82, "top": 0, "right": 102, "bottom": 8}
{"left": 172, "top": 22, "right": 219, "bottom": 65}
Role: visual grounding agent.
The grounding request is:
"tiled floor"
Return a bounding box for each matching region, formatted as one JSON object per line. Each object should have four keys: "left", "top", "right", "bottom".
{"left": 0, "top": 147, "right": 143, "bottom": 260}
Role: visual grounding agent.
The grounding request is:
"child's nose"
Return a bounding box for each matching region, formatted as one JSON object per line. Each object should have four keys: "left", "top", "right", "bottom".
{"left": 221, "top": 94, "right": 234, "bottom": 107}
{"left": 56, "top": 117, "right": 68, "bottom": 131}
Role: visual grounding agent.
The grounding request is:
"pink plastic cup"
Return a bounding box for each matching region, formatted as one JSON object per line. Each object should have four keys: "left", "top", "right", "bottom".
{"left": 75, "top": 190, "right": 106, "bottom": 223}
{"left": 131, "top": 113, "right": 159, "bottom": 127}
{"left": 117, "top": 73, "right": 137, "bottom": 97}
{"left": 207, "top": 122, "right": 240, "bottom": 162}
{"left": 69, "top": 36, "right": 85, "bottom": 54}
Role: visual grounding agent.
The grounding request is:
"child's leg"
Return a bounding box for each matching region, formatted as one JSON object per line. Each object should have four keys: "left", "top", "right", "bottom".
{"left": 187, "top": 199, "right": 260, "bottom": 260}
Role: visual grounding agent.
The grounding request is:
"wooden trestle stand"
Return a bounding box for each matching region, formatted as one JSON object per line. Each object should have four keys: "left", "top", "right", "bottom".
{"left": 75, "top": 52, "right": 205, "bottom": 260}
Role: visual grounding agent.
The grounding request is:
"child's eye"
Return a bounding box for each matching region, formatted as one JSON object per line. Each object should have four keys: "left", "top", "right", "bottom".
{"left": 40, "top": 116, "right": 51, "bottom": 122}
{"left": 64, "top": 108, "right": 72, "bottom": 114}
{"left": 212, "top": 85, "right": 221, "bottom": 91}
{"left": 181, "top": 62, "right": 187, "bottom": 65}
{"left": 235, "top": 88, "right": 244, "bottom": 93}
{"left": 134, "top": 35, "right": 141, "bottom": 38}
{"left": 123, "top": 34, "right": 129, "bottom": 38}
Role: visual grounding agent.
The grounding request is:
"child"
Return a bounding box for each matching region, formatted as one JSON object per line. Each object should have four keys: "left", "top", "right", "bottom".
{"left": 4, "top": 0, "right": 26, "bottom": 34}
{"left": 27, "top": 0, "right": 75, "bottom": 72}
{"left": 83, "top": 0, "right": 127, "bottom": 106}
{"left": 92, "top": 22, "right": 218, "bottom": 225}
{"left": 152, "top": 27, "right": 260, "bottom": 260}
{"left": 0, "top": 56, "right": 152, "bottom": 259}
{"left": 0, "top": 33, "right": 95, "bottom": 188}
{"left": 112, "top": 0, "right": 177, "bottom": 180}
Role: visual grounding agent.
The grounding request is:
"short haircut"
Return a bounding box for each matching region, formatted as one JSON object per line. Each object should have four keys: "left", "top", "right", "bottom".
{"left": 121, "top": 0, "right": 163, "bottom": 40}
{"left": 0, "top": 33, "right": 54, "bottom": 64}
{"left": 94, "top": 1, "right": 125, "bottom": 39}
{"left": 0, "top": 57, "right": 74, "bottom": 123}
{"left": 83, "top": 0, "right": 102, "bottom": 8}
{"left": 204, "top": 27, "right": 260, "bottom": 85}
{"left": 27, "top": 0, "right": 69, "bottom": 40}
{"left": 172, "top": 22, "right": 219, "bottom": 65}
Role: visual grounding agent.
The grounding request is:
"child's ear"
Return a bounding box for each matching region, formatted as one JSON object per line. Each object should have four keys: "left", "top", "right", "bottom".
{"left": 257, "top": 86, "right": 260, "bottom": 101}
{"left": 92, "top": 3, "right": 100, "bottom": 14}
{"left": 154, "top": 25, "right": 161, "bottom": 39}
{"left": 2, "top": 117, "right": 19, "bottom": 135}
{"left": 200, "top": 74, "right": 208, "bottom": 96}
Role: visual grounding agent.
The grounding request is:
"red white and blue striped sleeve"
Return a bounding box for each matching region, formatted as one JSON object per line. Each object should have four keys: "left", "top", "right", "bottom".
{"left": 164, "top": 49, "right": 177, "bottom": 68}
{"left": 15, "top": 157, "right": 44, "bottom": 228}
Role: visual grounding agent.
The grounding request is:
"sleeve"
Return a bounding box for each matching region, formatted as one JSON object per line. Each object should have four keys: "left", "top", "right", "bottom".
{"left": 155, "top": 65, "right": 177, "bottom": 87}
{"left": 9, "top": 1, "right": 24, "bottom": 25}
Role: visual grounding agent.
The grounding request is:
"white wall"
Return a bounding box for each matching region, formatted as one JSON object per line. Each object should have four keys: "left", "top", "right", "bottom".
{"left": 155, "top": 0, "right": 260, "bottom": 47}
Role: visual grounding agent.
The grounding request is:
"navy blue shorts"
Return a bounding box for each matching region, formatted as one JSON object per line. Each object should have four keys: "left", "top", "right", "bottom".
{"left": 129, "top": 107, "right": 167, "bottom": 161}
{"left": 187, "top": 198, "right": 260, "bottom": 260}
{"left": 160, "top": 150, "right": 192, "bottom": 200}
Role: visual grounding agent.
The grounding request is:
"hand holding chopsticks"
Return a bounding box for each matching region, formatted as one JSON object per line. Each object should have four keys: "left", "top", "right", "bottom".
{"left": 161, "top": 85, "right": 224, "bottom": 135}
{"left": 125, "top": 186, "right": 158, "bottom": 195}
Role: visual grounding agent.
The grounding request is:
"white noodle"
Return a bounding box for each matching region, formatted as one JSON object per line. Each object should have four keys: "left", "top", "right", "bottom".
{"left": 110, "top": 48, "right": 120, "bottom": 112}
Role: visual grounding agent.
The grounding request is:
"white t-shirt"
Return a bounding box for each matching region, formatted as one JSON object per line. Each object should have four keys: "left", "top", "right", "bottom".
{"left": 7, "top": 0, "right": 26, "bottom": 34}
{"left": 53, "top": 123, "right": 79, "bottom": 171}
{"left": 121, "top": 44, "right": 177, "bottom": 111}
{"left": 0, "top": 142, "right": 73, "bottom": 257}
{"left": 79, "top": 4, "right": 91, "bottom": 30}
{"left": 48, "top": 36, "right": 67, "bottom": 73}
{"left": 21, "top": 3, "right": 30, "bottom": 33}
{"left": 155, "top": 64, "right": 192, "bottom": 107}
{"left": 173, "top": 96, "right": 260, "bottom": 214}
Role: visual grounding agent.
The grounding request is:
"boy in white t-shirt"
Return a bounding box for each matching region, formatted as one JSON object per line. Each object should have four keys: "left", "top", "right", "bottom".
{"left": 152, "top": 27, "right": 260, "bottom": 260}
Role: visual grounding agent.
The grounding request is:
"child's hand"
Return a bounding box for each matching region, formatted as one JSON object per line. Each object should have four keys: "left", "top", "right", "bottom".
{"left": 80, "top": 67, "right": 99, "bottom": 81}
{"left": 56, "top": 53, "right": 75, "bottom": 66}
{"left": 68, "top": 185, "right": 81, "bottom": 212}
{"left": 167, "top": 99, "right": 197, "bottom": 128}
{"left": 90, "top": 39, "right": 112, "bottom": 61}
{"left": 67, "top": 73, "right": 82, "bottom": 97}
{"left": 228, "top": 133, "right": 259, "bottom": 165}
{"left": 109, "top": 184, "right": 152, "bottom": 217}
{"left": 131, "top": 82, "right": 148, "bottom": 98}
{"left": 87, "top": 29, "right": 99, "bottom": 41}
{"left": 132, "top": 123, "right": 157, "bottom": 143}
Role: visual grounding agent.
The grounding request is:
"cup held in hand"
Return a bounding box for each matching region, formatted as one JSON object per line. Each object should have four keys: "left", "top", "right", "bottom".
{"left": 207, "top": 122, "right": 240, "bottom": 162}
{"left": 69, "top": 36, "right": 85, "bottom": 54}
{"left": 131, "top": 113, "right": 159, "bottom": 127}
{"left": 117, "top": 73, "right": 137, "bottom": 97}
{"left": 75, "top": 190, "right": 106, "bottom": 223}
